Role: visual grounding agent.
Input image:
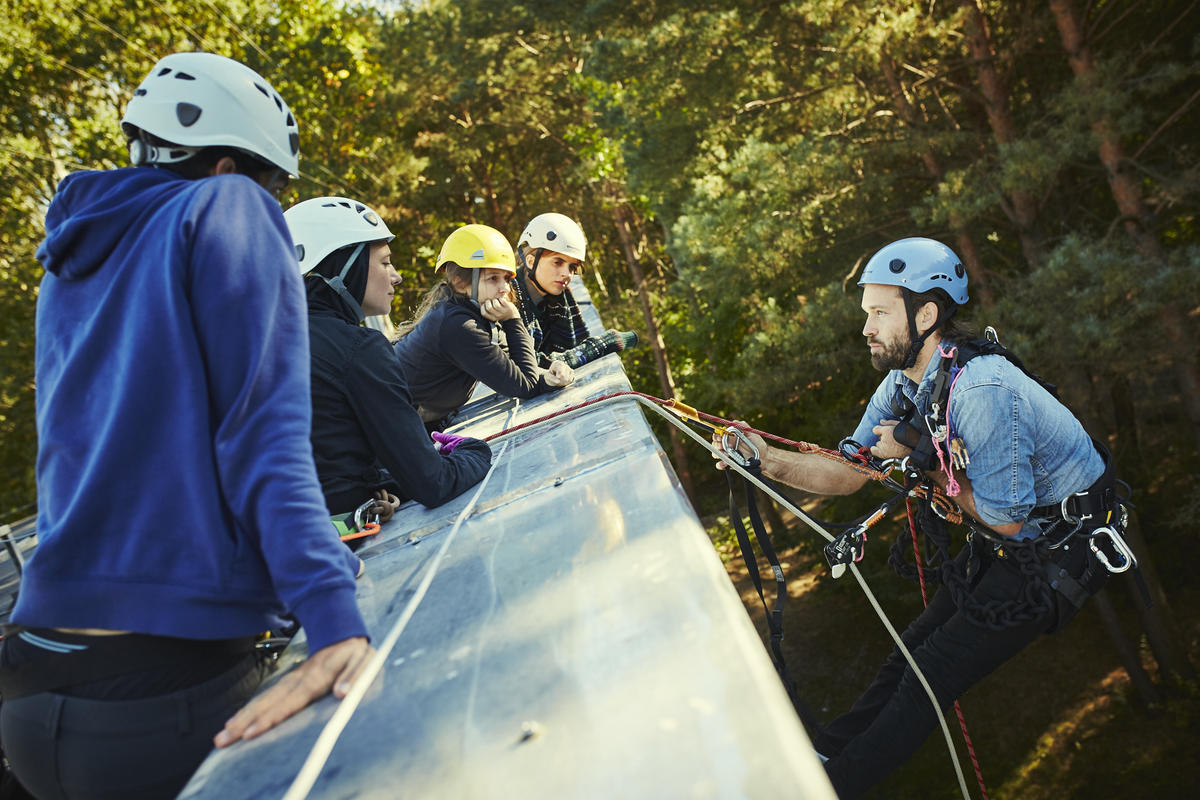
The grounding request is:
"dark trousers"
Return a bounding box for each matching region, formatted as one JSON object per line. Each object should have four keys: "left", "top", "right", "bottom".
{"left": 814, "top": 545, "right": 1083, "bottom": 799}
{"left": 1, "top": 653, "right": 265, "bottom": 800}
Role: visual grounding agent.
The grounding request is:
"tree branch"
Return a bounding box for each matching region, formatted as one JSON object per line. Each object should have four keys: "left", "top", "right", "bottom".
{"left": 1132, "top": 87, "right": 1200, "bottom": 161}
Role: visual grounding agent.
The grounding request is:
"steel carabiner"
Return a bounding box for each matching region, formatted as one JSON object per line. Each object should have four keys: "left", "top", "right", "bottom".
{"left": 721, "top": 426, "right": 760, "bottom": 469}
{"left": 353, "top": 498, "right": 380, "bottom": 532}
{"left": 1089, "top": 526, "right": 1137, "bottom": 574}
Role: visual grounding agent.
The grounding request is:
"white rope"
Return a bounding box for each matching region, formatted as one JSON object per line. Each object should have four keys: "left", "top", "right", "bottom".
{"left": 281, "top": 405, "right": 520, "bottom": 800}
{"left": 638, "top": 399, "right": 972, "bottom": 800}
{"left": 491, "top": 393, "right": 973, "bottom": 800}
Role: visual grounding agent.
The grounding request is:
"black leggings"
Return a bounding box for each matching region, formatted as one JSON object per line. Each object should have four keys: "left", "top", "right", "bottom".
{"left": 1, "top": 653, "right": 266, "bottom": 800}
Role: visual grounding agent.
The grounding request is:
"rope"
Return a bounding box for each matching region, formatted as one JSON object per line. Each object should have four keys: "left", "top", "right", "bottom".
{"left": 282, "top": 404, "right": 521, "bottom": 800}
{"left": 279, "top": 389, "right": 971, "bottom": 799}
{"left": 909, "top": 501, "right": 991, "bottom": 800}
{"left": 486, "top": 390, "right": 973, "bottom": 800}
{"left": 486, "top": 392, "right": 964, "bottom": 527}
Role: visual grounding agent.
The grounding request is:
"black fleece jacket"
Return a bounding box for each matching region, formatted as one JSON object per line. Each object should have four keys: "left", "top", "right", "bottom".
{"left": 306, "top": 283, "right": 491, "bottom": 515}
{"left": 393, "top": 295, "right": 554, "bottom": 424}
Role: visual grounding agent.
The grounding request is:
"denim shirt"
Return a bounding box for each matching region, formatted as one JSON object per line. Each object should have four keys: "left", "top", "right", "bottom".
{"left": 851, "top": 348, "right": 1103, "bottom": 539}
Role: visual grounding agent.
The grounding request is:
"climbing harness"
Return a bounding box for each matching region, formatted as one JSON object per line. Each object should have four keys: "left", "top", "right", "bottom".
{"left": 884, "top": 328, "right": 1141, "bottom": 628}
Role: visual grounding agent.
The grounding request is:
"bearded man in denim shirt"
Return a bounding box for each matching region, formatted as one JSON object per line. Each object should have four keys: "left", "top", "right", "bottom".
{"left": 717, "top": 237, "right": 1121, "bottom": 798}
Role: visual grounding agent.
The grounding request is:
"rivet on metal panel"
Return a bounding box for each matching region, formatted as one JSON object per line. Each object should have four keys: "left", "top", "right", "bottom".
{"left": 517, "top": 720, "right": 543, "bottom": 743}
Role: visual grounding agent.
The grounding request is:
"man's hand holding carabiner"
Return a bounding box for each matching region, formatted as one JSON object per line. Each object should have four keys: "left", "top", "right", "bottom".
{"left": 711, "top": 421, "right": 767, "bottom": 471}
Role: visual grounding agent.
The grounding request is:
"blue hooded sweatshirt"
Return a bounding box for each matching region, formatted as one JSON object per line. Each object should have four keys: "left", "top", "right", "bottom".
{"left": 16, "top": 167, "right": 368, "bottom": 653}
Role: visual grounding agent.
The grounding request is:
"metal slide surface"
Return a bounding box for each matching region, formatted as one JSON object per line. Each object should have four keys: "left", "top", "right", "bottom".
{"left": 176, "top": 284, "right": 834, "bottom": 799}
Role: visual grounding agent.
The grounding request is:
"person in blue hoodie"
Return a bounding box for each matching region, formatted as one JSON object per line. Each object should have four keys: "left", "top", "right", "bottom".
{"left": 0, "top": 53, "right": 371, "bottom": 799}
{"left": 284, "top": 196, "right": 492, "bottom": 518}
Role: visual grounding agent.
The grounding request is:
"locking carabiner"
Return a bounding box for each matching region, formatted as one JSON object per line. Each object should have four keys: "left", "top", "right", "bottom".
{"left": 353, "top": 497, "right": 381, "bottom": 532}
{"left": 1089, "top": 526, "right": 1136, "bottom": 574}
{"left": 721, "top": 426, "right": 760, "bottom": 469}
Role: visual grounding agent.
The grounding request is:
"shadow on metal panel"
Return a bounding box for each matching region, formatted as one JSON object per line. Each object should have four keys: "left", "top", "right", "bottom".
{"left": 173, "top": 282, "right": 836, "bottom": 799}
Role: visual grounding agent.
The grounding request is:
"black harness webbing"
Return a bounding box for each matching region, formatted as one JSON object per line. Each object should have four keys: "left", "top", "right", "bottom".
{"left": 0, "top": 625, "right": 259, "bottom": 701}
{"left": 886, "top": 332, "right": 1147, "bottom": 624}
{"left": 725, "top": 464, "right": 822, "bottom": 734}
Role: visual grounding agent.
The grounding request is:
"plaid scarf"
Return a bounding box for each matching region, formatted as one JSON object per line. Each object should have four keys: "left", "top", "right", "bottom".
{"left": 512, "top": 263, "right": 590, "bottom": 367}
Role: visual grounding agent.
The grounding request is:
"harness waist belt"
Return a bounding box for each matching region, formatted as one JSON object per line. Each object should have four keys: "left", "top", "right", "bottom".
{"left": 1033, "top": 438, "right": 1117, "bottom": 524}
{"left": 0, "top": 626, "right": 257, "bottom": 701}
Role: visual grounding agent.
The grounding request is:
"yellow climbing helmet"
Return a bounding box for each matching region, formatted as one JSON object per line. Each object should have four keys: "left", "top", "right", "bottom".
{"left": 435, "top": 224, "right": 517, "bottom": 275}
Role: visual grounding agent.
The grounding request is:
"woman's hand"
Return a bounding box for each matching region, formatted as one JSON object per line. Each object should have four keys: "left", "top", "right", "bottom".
{"left": 480, "top": 297, "right": 519, "bottom": 322}
{"left": 545, "top": 360, "right": 574, "bottom": 387}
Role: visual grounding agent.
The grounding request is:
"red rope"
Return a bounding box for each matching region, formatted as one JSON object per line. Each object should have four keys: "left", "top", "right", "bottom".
{"left": 483, "top": 391, "right": 964, "bottom": 524}
{"left": 481, "top": 391, "right": 655, "bottom": 443}
{"left": 907, "top": 500, "right": 990, "bottom": 800}
{"left": 483, "top": 391, "right": 877, "bottom": 471}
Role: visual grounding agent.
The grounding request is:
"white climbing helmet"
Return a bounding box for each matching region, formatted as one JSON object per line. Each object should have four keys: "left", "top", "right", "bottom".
{"left": 518, "top": 212, "right": 587, "bottom": 262}
{"left": 121, "top": 52, "right": 300, "bottom": 175}
{"left": 284, "top": 197, "right": 395, "bottom": 275}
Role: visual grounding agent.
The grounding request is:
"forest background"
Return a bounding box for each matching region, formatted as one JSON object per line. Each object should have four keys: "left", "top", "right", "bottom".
{"left": 1, "top": 1, "right": 1199, "bottom": 798}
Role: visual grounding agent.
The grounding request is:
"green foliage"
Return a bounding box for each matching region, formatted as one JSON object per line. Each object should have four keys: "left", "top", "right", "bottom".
{"left": 3, "top": 2, "right": 1200, "bottom": 793}
{"left": 3, "top": 1, "right": 1199, "bottom": 547}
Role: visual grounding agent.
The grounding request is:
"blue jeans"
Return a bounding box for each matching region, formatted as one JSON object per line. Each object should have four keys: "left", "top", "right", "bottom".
{"left": 814, "top": 545, "right": 1088, "bottom": 798}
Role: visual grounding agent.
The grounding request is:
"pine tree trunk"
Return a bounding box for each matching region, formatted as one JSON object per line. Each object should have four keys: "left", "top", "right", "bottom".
{"left": 1090, "top": 588, "right": 1162, "bottom": 709}
{"left": 1049, "top": 0, "right": 1200, "bottom": 451}
{"left": 1119, "top": 515, "right": 1197, "bottom": 683}
{"left": 758, "top": 492, "right": 790, "bottom": 542}
{"left": 960, "top": 0, "right": 1043, "bottom": 268}
{"left": 612, "top": 203, "right": 697, "bottom": 505}
{"left": 879, "top": 51, "right": 994, "bottom": 307}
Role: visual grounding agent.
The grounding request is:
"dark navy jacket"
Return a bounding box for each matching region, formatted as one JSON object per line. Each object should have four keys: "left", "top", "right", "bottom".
{"left": 306, "top": 288, "right": 492, "bottom": 515}
{"left": 393, "top": 296, "right": 554, "bottom": 425}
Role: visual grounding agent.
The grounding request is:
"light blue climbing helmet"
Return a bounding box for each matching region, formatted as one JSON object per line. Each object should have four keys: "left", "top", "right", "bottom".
{"left": 858, "top": 237, "right": 969, "bottom": 305}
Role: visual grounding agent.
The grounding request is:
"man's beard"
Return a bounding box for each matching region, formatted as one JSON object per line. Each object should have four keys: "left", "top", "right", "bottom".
{"left": 869, "top": 334, "right": 910, "bottom": 372}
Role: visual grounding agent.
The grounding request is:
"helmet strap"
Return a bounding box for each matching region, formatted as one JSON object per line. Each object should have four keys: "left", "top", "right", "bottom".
{"left": 321, "top": 242, "right": 367, "bottom": 322}
{"left": 901, "top": 301, "right": 955, "bottom": 370}
{"left": 526, "top": 248, "right": 551, "bottom": 296}
{"left": 128, "top": 131, "right": 202, "bottom": 166}
{"left": 470, "top": 268, "right": 482, "bottom": 305}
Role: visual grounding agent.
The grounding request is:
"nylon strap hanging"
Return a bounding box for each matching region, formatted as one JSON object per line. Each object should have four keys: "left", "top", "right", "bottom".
{"left": 725, "top": 463, "right": 821, "bottom": 734}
